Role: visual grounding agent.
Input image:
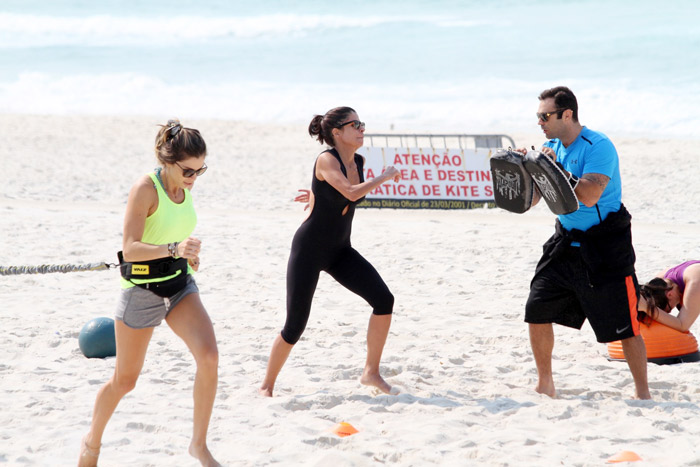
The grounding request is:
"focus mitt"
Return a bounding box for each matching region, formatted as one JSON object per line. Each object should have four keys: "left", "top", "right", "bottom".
{"left": 523, "top": 150, "right": 579, "bottom": 215}
{"left": 489, "top": 148, "right": 535, "bottom": 214}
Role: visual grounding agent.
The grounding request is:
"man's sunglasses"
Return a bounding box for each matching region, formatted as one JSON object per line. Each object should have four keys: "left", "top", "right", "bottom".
{"left": 338, "top": 120, "right": 366, "bottom": 130}
{"left": 536, "top": 109, "right": 567, "bottom": 122}
{"left": 175, "top": 161, "right": 208, "bottom": 178}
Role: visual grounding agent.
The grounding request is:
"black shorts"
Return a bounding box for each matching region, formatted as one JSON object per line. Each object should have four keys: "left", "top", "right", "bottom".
{"left": 525, "top": 246, "right": 640, "bottom": 343}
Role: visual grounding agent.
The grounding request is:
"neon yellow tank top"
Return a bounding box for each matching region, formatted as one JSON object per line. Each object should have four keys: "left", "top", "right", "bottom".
{"left": 120, "top": 170, "right": 197, "bottom": 289}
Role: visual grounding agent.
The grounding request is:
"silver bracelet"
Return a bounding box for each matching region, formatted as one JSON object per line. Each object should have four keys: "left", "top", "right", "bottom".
{"left": 167, "top": 242, "right": 179, "bottom": 258}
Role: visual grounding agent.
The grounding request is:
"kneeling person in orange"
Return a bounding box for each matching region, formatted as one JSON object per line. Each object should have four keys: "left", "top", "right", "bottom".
{"left": 639, "top": 261, "right": 700, "bottom": 332}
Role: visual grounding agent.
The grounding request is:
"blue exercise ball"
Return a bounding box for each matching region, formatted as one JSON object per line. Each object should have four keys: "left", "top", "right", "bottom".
{"left": 79, "top": 317, "right": 116, "bottom": 358}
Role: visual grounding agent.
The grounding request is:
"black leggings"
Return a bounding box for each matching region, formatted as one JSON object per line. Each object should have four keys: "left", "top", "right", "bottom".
{"left": 281, "top": 246, "right": 394, "bottom": 345}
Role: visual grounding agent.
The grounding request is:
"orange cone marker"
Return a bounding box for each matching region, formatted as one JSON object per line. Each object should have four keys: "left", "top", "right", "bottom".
{"left": 331, "top": 422, "right": 358, "bottom": 437}
{"left": 606, "top": 450, "right": 642, "bottom": 463}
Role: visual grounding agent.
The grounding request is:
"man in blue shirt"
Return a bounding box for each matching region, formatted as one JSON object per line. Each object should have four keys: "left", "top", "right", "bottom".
{"left": 520, "top": 86, "right": 650, "bottom": 399}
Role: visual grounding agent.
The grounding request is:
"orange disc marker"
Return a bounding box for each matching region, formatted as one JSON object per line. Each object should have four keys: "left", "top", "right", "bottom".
{"left": 606, "top": 450, "right": 642, "bottom": 463}
{"left": 331, "top": 422, "right": 358, "bottom": 437}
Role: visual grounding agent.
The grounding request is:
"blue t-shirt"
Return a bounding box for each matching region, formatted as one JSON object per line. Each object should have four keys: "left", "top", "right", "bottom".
{"left": 543, "top": 126, "right": 621, "bottom": 232}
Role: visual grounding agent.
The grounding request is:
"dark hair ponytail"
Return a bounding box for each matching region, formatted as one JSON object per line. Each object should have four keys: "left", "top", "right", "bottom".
{"left": 308, "top": 106, "right": 355, "bottom": 147}
{"left": 154, "top": 118, "right": 207, "bottom": 165}
{"left": 638, "top": 278, "right": 674, "bottom": 324}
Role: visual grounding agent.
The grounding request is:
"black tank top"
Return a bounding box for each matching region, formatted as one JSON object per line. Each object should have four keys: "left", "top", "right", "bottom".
{"left": 300, "top": 148, "right": 365, "bottom": 247}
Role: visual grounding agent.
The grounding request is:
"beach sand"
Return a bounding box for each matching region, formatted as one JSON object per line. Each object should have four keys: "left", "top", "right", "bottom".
{"left": 1, "top": 114, "right": 700, "bottom": 466}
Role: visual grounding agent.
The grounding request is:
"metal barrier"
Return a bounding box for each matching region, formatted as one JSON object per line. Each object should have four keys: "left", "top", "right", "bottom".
{"left": 364, "top": 134, "right": 516, "bottom": 150}
{"left": 359, "top": 133, "right": 515, "bottom": 209}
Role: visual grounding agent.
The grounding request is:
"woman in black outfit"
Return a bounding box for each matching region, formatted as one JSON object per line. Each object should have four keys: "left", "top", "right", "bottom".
{"left": 259, "top": 106, "right": 402, "bottom": 396}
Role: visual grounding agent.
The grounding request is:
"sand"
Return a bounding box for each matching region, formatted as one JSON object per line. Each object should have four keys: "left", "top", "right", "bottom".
{"left": 1, "top": 114, "right": 700, "bottom": 466}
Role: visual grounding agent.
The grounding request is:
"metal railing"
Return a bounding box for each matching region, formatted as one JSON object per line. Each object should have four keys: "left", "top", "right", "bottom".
{"left": 363, "top": 133, "right": 515, "bottom": 150}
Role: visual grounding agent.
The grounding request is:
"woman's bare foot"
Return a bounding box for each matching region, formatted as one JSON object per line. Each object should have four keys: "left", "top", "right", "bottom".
{"left": 189, "top": 442, "right": 221, "bottom": 467}
{"left": 258, "top": 385, "right": 273, "bottom": 397}
{"left": 78, "top": 435, "right": 100, "bottom": 467}
{"left": 360, "top": 371, "right": 398, "bottom": 395}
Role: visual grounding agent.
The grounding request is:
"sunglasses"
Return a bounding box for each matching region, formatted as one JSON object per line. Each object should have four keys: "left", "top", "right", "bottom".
{"left": 339, "top": 120, "right": 366, "bottom": 130}
{"left": 536, "top": 109, "right": 567, "bottom": 122}
{"left": 175, "top": 161, "right": 207, "bottom": 178}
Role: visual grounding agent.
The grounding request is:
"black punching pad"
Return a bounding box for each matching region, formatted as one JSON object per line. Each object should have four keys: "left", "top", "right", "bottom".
{"left": 523, "top": 150, "right": 579, "bottom": 215}
{"left": 489, "top": 148, "right": 534, "bottom": 213}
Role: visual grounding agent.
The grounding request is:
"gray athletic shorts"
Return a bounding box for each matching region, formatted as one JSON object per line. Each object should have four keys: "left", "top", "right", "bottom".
{"left": 115, "top": 275, "right": 199, "bottom": 329}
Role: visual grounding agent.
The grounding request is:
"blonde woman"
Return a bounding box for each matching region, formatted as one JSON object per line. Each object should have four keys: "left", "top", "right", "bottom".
{"left": 79, "top": 120, "right": 220, "bottom": 467}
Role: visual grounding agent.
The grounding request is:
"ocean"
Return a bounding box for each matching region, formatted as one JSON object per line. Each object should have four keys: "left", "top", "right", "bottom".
{"left": 1, "top": 0, "right": 699, "bottom": 138}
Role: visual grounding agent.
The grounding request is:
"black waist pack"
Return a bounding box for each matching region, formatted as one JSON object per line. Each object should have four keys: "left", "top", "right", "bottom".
{"left": 117, "top": 251, "right": 188, "bottom": 298}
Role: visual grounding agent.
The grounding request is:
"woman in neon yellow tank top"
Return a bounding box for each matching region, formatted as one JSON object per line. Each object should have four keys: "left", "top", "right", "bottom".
{"left": 79, "top": 120, "right": 220, "bottom": 467}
